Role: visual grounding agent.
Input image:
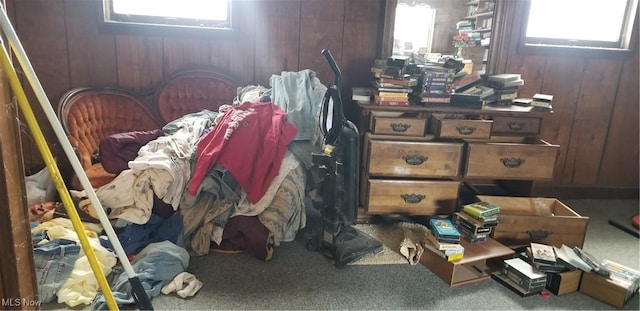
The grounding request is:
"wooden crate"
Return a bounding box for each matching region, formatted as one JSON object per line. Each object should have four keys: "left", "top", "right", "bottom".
{"left": 419, "top": 237, "right": 514, "bottom": 286}
{"left": 476, "top": 195, "right": 589, "bottom": 248}
{"left": 579, "top": 272, "right": 636, "bottom": 308}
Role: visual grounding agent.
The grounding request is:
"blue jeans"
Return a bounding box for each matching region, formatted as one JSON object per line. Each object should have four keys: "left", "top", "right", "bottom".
{"left": 93, "top": 240, "right": 189, "bottom": 310}
{"left": 33, "top": 238, "right": 81, "bottom": 303}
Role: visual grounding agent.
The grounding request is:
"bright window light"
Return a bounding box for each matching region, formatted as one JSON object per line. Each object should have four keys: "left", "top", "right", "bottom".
{"left": 523, "top": 0, "right": 639, "bottom": 53}
{"left": 526, "top": 0, "right": 628, "bottom": 42}
{"left": 112, "top": 0, "right": 229, "bottom": 21}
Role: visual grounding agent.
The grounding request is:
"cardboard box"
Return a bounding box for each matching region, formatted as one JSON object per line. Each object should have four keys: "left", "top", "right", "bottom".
{"left": 546, "top": 270, "right": 582, "bottom": 295}
{"left": 476, "top": 196, "right": 589, "bottom": 248}
{"left": 579, "top": 271, "right": 636, "bottom": 308}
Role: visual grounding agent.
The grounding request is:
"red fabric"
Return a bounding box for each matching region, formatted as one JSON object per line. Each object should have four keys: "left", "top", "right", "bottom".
{"left": 188, "top": 102, "right": 297, "bottom": 203}
{"left": 214, "top": 215, "right": 273, "bottom": 261}
{"left": 99, "top": 129, "right": 163, "bottom": 174}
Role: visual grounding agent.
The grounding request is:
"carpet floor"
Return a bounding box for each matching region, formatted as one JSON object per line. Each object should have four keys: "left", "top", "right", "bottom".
{"left": 42, "top": 199, "right": 639, "bottom": 310}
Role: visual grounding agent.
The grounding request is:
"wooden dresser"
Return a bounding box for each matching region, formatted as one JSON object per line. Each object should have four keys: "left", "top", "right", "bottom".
{"left": 356, "top": 103, "right": 559, "bottom": 221}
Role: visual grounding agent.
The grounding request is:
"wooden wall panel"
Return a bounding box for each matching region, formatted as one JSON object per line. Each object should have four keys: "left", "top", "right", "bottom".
{"left": 115, "top": 36, "right": 164, "bottom": 91}
{"left": 162, "top": 38, "right": 214, "bottom": 78}
{"left": 299, "top": 0, "right": 344, "bottom": 85}
{"left": 538, "top": 57, "right": 585, "bottom": 184}
{"left": 341, "top": 0, "right": 383, "bottom": 120}
{"left": 12, "top": 0, "right": 69, "bottom": 171}
{"left": 207, "top": 0, "right": 257, "bottom": 85}
{"left": 598, "top": 47, "right": 640, "bottom": 186}
{"left": 563, "top": 59, "right": 623, "bottom": 184}
{"left": 253, "top": 0, "right": 301, "bottom": 86}
{"left": 64, "top": 0, "right": 118, "bottom": 88}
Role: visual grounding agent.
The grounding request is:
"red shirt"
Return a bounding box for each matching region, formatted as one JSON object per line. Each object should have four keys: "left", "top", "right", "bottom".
{"left": 188, "top": 102, "right": 297, "bottom": 203}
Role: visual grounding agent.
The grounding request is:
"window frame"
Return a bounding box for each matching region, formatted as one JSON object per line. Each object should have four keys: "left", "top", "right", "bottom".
{"left": 518, "top": 0, "right": 638, "bottom": 57}
{"left": 98, "top": 0, "right": 238, "bottom": 38}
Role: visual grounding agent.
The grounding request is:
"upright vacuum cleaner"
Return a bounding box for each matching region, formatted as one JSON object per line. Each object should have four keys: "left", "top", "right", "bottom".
{"left": 307, "top": 49, "right": 382, "bottom": 268}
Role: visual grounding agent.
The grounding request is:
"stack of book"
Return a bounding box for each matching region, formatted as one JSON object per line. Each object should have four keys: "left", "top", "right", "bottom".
{"left": 413, "top": 63, "right": 457, "bottom": 104}
{"left": 486, "top": 73, "right": 524, "bottom": 105}
{"left": 373, "top": 76, "right": 416, "bottom": 106}
{"left": 522, "top": 242, "right": 573, "bottom": 273}
{"left": 502, "top": 257, "right": 548, "bottom": 294}
{"left": 531, "top": 93, "right": 553, "bottom": 112}
{"left": 424, "top": 217, "right": 464, "bottom": 262}
{"left": 453, "top": 202, "right": 500, "bottom": 243}
{"left": 370, "top": 56, "right": 416, "bottom": 106}
{"left": 457, "top": 201, "right": 500, "bottom": 243}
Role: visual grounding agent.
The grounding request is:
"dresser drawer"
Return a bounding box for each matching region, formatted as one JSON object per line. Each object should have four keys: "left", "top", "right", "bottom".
{"left": 368, "top": 139, "right": 463, "bottom": 178}
{"left": 491, "top": 116, "right": 542, "bottom": 136}
{"left": 366, "top": 180, "right": 460, "bottom": 215}
{"left": 431, "top": 114, "right": 492, "bottom": 139}
{"left": 463, "top": 137, "right": 559, "bottom": 180}
{"left": 371, "top": 116, "right": 427, "bottom": 136}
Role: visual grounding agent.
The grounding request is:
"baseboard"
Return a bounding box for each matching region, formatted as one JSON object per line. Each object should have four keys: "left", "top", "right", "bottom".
{"left": 532, "top": 185, "right": 639, "bottom": 200}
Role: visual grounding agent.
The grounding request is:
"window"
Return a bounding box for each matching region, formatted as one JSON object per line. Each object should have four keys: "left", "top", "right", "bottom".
{"left": 100, "top": 0, "right": 235, "bottom": 37}
{"left": 392, "top": 2, "right": 436, "bottom": 56}
{"left": 521, "top": 0, "right": 638, "bottom": 54}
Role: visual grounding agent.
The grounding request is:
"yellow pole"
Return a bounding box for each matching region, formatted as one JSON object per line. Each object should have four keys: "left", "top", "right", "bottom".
{"left": 0, "top": 44, "right": 119, "bottom": 310}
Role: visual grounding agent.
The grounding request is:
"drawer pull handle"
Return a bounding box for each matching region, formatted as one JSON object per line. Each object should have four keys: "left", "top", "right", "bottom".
{"left": 508, "top": 122, "right": 523, "bottom": 131}
{"left": 402, "top": 154, "right": 427, "bottom": 165}
{"left": 528, "top": 230, "right": 551, "bottom": 240}
{"left": 500, "top": 157, "right": 525, "bottom": 168}
{"left": 401, "top": 193, "right": 426, "bottom": 204}
{"left": 390, "top": 123, "right": 411, "bottom": 132}
{"left": 456, "top": 125, "right": 476, "bottom": 135}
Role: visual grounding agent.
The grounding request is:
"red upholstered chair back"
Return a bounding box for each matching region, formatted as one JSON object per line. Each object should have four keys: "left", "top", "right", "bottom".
{"left": 57, "top": 87, "right": 162, "bottom": 170}
{"left": 154, "top": 70, "right": 238, "bottom": 124}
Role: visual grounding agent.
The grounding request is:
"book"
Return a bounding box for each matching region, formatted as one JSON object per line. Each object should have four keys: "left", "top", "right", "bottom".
{"left": 488, "top": 78, "right": 524, "bottom": 89}
{"left": 523, "top": 247, "right": 567, "bottom": 273}
{"left": 533, "top": 93, "right": 553, "bottom": 102}
{"left": 376, "top": 91, "right": 410, "bottom": 98}
{"left": 429, "top": 218, "right": 461, "bottom": 240}
{"left": 488, "top": 73, "right": 521, "bottom": 83}
{"left": 512, "top": 98, "right": 533, "bottom": 106}
{"left": 573, "top": 247, "right": 611, "bottom": 278}
{"left": 422, "top": 237, "right": 465, "bottom": 262}
{"left": 420, "top": 95, "right": 451, "bottom": 104}
{"left": 452, "top": 211, "right": 495, "bottom": 235}
{"left": 451, "top": 72, "right": 482, "bottom": 92}
{"left": 462, "top": 201, "right": 501, "bottom": 218}
{"left": 450, "top": 93, "right": 483, "bottom": 109}
{"left": 555, "top": 244, "right": 592, "bottom": 272}
{"left": 426, "top": 232, "right": 463, "bottom": 250}
{"left": 530, "top": 243, "right": 557, "bottom": 265}
{"left": 352, "top": 87, "right": 374, "bottom": 102}
{"left": 377, "top": 77, "right": 418, "bottom": 87}
{"left": 377, "top": 87, "right": 412, "bottom": 93}
{"left": 503, "top": 257, "right": 547, "bottom": 290}
{"left": 491, "top": 271, "right": 543, "bottom": 297}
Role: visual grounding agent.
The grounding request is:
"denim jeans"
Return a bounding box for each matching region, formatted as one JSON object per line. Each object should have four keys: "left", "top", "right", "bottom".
{"left": 93, "top": 240, "right": 189, "bottom": 310}
{"left": 33, "top": 238, "right": 81, "bottom": 303}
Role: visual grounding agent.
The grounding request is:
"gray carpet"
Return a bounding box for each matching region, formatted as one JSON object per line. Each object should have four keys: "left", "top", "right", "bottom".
{"left": 43, "top": 199, "right": 640, "bottom": 310}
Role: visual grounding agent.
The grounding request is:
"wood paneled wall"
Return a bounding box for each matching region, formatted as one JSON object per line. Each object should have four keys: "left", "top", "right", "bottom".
{"left": 7, "top": 0, "right": 639, "bottom": 196}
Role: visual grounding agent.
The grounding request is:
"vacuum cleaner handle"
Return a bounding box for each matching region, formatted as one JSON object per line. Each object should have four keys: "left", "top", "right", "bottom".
{"left": 321, "top": 49, "right": 341, "bottom": 87}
